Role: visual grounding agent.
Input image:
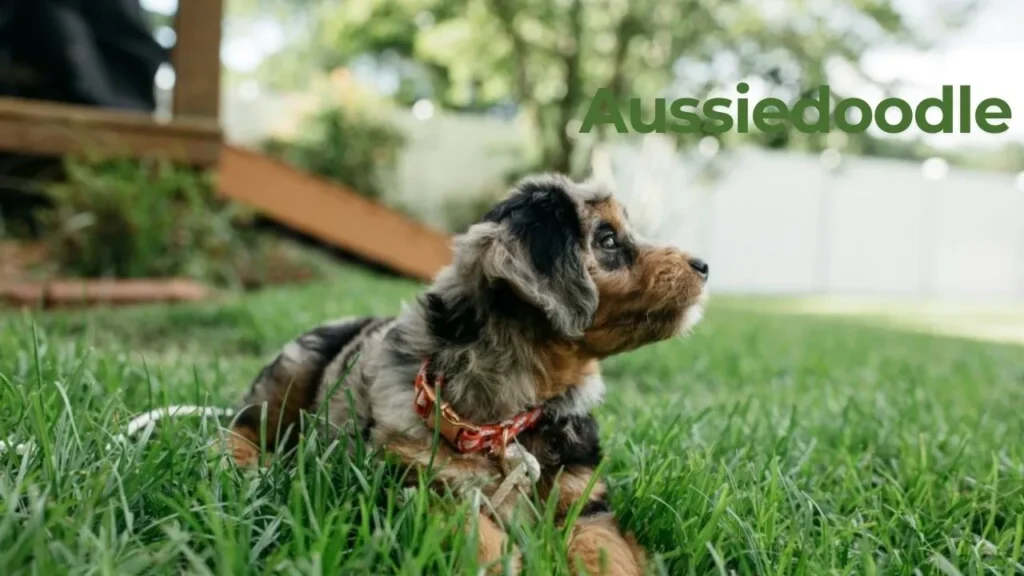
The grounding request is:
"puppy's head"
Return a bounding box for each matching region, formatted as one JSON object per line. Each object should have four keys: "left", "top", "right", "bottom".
{"left": 443, "top": 173, "right": 707, "bottom": 357}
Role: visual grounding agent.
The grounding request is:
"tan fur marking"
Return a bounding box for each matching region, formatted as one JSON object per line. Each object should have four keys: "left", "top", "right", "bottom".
{"left": 589, "top": 198, "right": 627, "bottom": 234}
{"left": 577, "top": 195, "right": 704, "bottom": 357}
{"left": 584, "top": 245, "right": 701, "bottom": 357}
{"left": 534, "top": 343, "right": 600, "bottom": 400}
{"left": 226, "top": 426, "right": 265, "bottom": 468}
{"left": 542, "top": 467, "right": 648, "bottom": 574}
{"left": 567, "top": 515, "right": 647, "bottom": 576}
{"left": 473, "top": 512, "right": 521, "bottom": 575}
{"left": 546, "top": 467, "right": 608, "bottom": 514}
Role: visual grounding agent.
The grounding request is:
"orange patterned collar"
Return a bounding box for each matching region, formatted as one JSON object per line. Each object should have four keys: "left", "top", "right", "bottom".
{"left": 413, "top": 359, "right": 544, "bottom": 455}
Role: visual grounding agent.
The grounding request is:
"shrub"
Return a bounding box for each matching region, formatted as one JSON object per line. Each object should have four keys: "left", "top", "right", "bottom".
{"left": 38, "top": 156, "right": 311, "bottom": 289}
{"left": 263, "top": 103, "right": 405, "bottom": 201}
{"left": 439, "top": 187, "right": 505, "bottom": 234}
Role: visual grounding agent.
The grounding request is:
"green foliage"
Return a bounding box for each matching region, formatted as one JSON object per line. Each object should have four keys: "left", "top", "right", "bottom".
{"left": 436, "top": 163, "right": 546, "bottom": 234}
{"left": 39, "top": 156, "right": 294, "bottom": 288}
{"left": 438, "top": 187, "right": 505, "bottom": 234}
{"left": 262, "top": 103, "right": 406, "bottom": 201}
{"left": 232, "top": 0, "right": 976, "bottom": 176}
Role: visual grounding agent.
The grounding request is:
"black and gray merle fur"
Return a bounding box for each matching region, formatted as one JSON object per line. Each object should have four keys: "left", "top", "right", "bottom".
{"left": 230, "top": 173, "right": 709, "bottom": 574}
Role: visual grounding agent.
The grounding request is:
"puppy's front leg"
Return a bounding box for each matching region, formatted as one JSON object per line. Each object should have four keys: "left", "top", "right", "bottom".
{"left": 544, "top": 466, "right": 647, "bottom": 576}
{"left": 474, "top": 511, "right": 522, "bottom": 575}
{"left": 567, "top": 514, "right": 646, "bottom": 576}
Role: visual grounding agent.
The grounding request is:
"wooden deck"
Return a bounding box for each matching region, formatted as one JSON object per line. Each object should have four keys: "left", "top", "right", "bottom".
{"left": 0, "top": 97, "right": 222, "bottom": 166}
{"left": 0, "top": 0, "right": 224, "bottom": 168}
{"left": 0, "top": 0, "right": 453, "bottom": 283}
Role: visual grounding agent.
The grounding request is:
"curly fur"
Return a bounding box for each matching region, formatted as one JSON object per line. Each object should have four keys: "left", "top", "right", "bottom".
{"left": 228, "top": 173, "right": 709, "bottom": 574}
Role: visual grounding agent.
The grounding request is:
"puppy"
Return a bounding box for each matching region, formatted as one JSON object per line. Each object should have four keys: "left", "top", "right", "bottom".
{"left": 228, "top": 173, "right": 709, "bottom": 574}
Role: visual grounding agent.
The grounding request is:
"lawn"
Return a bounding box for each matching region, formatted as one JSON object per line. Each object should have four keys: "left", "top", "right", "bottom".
{"left": 2, "top": 265, "right": 1024, "bottom": 575}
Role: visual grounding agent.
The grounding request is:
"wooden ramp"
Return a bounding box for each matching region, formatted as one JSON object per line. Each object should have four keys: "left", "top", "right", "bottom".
{"left": 218, "top": 146, "right": 452, "bottom": 282}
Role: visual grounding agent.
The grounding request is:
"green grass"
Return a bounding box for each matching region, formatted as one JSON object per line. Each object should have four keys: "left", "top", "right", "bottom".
{"left": 3, "top": 265, "right": 1024, "bottom": 575}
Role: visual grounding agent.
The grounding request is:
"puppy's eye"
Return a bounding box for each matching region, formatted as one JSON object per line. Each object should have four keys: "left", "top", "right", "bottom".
{"left": 597, "top": 230, "right": 618, "bottom": 250}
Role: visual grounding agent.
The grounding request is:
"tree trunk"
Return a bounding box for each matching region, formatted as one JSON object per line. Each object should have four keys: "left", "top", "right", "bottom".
{"left": 552, "top": 0, "right": 583, "bottom": 176}
{"left": 593, "top": 10, "right": 637, "bottom": 157}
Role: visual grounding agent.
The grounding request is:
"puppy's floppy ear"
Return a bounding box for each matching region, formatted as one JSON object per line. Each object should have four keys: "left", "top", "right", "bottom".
{"left": 456, "top": 174, "right": 598, "bottom": 337}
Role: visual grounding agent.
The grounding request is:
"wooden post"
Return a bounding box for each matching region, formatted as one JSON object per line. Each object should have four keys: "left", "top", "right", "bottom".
{"left": 171, "top": 0, "right": 224, "bottom": 120}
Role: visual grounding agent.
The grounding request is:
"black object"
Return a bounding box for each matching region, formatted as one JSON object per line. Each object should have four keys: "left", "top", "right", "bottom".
{"left": 0, "top": 0, "right": 168, "bottom": 230}
{"left": 0, "top": 0, "right": 168, "bottom": 110}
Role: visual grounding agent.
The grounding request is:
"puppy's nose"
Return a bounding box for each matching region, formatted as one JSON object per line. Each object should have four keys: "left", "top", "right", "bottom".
{"left": 688, "top": 257, "right": 709, "bottom": 280}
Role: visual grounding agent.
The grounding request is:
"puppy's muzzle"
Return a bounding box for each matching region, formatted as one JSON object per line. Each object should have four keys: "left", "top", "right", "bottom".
{"left": 637, "top": 246, "right": 708, "bottom": 310}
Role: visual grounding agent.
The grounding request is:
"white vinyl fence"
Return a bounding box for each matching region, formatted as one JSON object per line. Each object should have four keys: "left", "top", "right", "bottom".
{"left": 606, "top": 140, "right": 1024, "bottom": 301}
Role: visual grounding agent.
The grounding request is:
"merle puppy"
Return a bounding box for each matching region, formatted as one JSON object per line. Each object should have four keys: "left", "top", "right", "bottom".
{"left": 228, "top": 174, "right": 709, "bottom": 574}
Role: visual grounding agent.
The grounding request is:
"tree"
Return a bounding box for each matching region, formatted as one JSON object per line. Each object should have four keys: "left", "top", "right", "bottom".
{"left": 231, "top": 0, "right": 978, "bottom": 177}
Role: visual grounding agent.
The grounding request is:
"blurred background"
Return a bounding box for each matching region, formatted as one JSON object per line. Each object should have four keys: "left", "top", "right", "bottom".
{"left": 1, "top": 0, "right": 1022, "bottom": 339}
{"left": 214, "top": 0, "right": 1022, "bottom": 296}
